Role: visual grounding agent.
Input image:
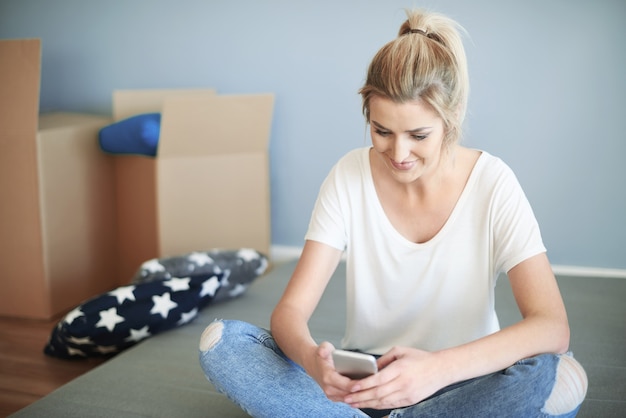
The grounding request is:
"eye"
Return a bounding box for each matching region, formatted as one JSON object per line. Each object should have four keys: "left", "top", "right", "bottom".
{"left": 411, "top": 134, "right": 428, "bottom": 141}
{"left": 374, "top": 129, "right": 391, "bottom": 137}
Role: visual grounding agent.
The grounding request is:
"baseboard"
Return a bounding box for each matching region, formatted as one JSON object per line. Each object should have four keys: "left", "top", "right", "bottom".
{"left": 270, "top": 245, "right": 626, "bottom": 279}
{"left": 551, "top": 265, "right": 626, "bottom": 279}
{"left": 269, "top": 245, "right": 303, "bottom": 263}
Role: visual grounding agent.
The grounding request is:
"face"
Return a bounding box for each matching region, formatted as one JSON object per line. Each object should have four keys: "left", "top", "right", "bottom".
{"left": 369, "top": 95, "right": 446, "bottom": 184}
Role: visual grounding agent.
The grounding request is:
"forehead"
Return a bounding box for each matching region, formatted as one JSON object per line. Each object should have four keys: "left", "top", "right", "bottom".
{"left": 369, "top": 96, "right": 440, "bottom": 129}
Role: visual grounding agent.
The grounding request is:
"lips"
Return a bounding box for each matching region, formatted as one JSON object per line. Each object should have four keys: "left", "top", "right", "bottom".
{"left": 389, "top": 158, "right": 417, "bottom": 171}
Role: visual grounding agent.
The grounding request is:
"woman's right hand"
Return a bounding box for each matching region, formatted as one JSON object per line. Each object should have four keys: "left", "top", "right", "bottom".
{"left": 305, "top": 341, "right": 354, "bottom": 401}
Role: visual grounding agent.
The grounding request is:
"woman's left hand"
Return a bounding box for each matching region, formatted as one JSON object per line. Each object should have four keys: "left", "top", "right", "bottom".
{"left": 343, "top": 346, "right": 448, "bottom": 410}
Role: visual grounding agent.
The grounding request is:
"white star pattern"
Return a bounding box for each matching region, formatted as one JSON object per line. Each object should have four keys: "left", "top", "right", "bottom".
{"left": 94, "top": 345, "right": 118, "bottom": 354}
{"left": 67, "top": 346, "right": 87, "bottom": 357}
{"left": 188, "top": 252, "right": 214, "bottom": 266}
{"left": 64, "top": 307, "right": 84, "bottom": 324}
{"left": 163, "top": 277, "right": 191, "bottom": 292}
{"left": 95, "top": 307, "right": 125, "bottom": 332}
{"left": 141, "top": 259, "right": 165, "bottom": 273}
{"left": 67, "top": 336, "right": 92, "bottom": 345}
{"left": 125, "top": 326, "right": 151, "bottom": 342}
{"left": 108, "top": 285, "right": 136, "bottom": 304}
{"left": 255, "top": 257, "right": 268, "bottom": 275}
{"left": 220, "top": 274, "right": 231, "bottom": 288}
{"left": 150, "top": 293, "right": 178, "bottom": 319}
{"left": 237, "top": 248, "right": 259, "bottom": 262}
{"left": 45, "top": 249, "right": 267, "bottom": 360}
{"left": 228, "top": 284, "right": 248, "bottom": 298}
{"left": 200, "top": 276, "right": 221, "bottom": 297}
{"left": 177, "top": 308, "right": 198, "bottom": 326}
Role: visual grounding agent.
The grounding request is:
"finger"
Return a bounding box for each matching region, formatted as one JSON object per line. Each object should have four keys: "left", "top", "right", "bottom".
{"left": 347, "top": 361, "right": 392, "bottom": 392}
{"left": 323, "top": 373, "right": 355, "bottom": 401}
{"left": 329, "top": 370, "right": 356, "bottom": 391}
{"left": 345, "top": 388, "right": 385, "bottom": 409}
{"left": 324, "top": 384, "right": 351, "bottom": 402}
{"left": 345, "top": 373, "right": 401, "bottom": 408}
{"left": 376, "top": 348, "right": 401, "bottom": 370}
{"left": 347, "top": 383, "right": 406, "bottom": 410}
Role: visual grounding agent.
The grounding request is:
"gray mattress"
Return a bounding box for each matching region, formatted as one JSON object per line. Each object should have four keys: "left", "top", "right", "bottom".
{"left": 11, "top": 260, "right": 625, "bottom": 417}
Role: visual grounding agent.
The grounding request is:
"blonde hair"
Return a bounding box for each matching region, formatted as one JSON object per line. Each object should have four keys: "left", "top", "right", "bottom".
{"left": 359, "top": 9, "right": 469, "bottom": 147}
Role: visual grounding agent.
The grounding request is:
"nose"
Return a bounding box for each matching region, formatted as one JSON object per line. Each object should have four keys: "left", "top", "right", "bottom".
{"left": 390, "top": 137, "right": 411, "bottom": 163}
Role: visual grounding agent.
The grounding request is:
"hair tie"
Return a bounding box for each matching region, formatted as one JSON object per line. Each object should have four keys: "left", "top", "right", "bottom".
{"left": 407, "top": 28, "right": 443, "bottom": 45}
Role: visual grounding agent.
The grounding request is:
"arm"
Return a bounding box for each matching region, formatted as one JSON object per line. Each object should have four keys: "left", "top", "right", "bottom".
{"left": 434, "top": 252, "right": 570, "bottom": 379}
{"left": 346, "top": 252, "right": 570, "bottom": 409}
{"left": 270, "top": 240, "right": 345, "bottom": 382}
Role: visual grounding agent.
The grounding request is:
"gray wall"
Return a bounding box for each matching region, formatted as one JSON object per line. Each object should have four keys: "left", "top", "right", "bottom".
{"left": 1, "top": 0, "right": 624, "bottom": 269}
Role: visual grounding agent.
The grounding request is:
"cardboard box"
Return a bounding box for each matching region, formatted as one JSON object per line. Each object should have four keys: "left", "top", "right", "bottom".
{"left": 0, "top": 39, "right": 118, "bottom": 319}
{"left": 112, "top": 90, "right": 274, "bottom": 281}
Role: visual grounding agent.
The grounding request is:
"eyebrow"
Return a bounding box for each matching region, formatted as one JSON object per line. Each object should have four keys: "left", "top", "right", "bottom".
{"left": 371, "top": 120, "right": 433, "bottom": 133}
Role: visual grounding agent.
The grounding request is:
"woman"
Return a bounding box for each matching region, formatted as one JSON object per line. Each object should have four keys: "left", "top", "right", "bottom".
{"left": 199, "top": 9, "right": 587, "bottom": 417}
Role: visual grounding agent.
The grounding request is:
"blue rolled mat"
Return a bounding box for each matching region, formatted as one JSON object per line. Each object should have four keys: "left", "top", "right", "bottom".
{"left": 99, "top": 113, "right": 161, "bottom": 157}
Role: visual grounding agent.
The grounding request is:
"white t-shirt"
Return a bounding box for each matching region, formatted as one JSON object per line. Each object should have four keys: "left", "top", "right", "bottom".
{"left": 305, "top": 147, "right": 546, "bottom": 354}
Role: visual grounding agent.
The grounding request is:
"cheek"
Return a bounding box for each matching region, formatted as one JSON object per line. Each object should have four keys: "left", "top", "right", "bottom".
{"left": 370, "top": 135, "right": 386, "bottom": 151}
{"left": 420, "top": 144, "right": 446, "bottom": 168}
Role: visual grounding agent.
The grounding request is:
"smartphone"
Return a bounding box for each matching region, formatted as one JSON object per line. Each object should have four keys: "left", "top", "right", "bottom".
{"left": 332, "top": 349, "right": 378, "bottom": 379}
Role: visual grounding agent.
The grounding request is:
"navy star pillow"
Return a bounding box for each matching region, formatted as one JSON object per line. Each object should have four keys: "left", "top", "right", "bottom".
{"left": 131, "top": 248, "right": 269, "bottom": 303}
{"left": 44, "top": 272, "right": 225, "bottom": 359}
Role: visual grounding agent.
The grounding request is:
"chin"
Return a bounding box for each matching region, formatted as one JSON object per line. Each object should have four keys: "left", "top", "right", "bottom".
{"left": 390, "top": 169, "right": 423, "bottom": 184}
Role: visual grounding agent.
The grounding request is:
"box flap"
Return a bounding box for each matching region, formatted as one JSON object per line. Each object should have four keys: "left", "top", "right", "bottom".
{"left": 112, "top": 89, "right": 216, "bottom": 121}
{"left": 159, "top": 94, "right": 274, "bottom": 156}
{"left": 39, "top": 112, "right": 112, "bottom": 131}
{"left": 114, "top": 156, "right": 159, "bottom": 283}
{"left": 0, "top": 39, "right": 40, "bottom": 134}
{"left": 0, "top": 39, "right": 49, "bottom": 318}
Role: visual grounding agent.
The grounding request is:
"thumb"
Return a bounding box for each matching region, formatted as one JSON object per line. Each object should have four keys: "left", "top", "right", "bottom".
{"left": 318, "top": 341, "right": 336, "bottom": 362}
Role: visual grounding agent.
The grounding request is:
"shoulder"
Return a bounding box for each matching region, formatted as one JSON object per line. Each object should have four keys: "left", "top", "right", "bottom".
{"left": 473, "top": 150, "right": 520, "bottom": 186}
{"left": 325, "top": 147, "right": 370, "bottom": 181}
{"left": 475, "top": 150, "right": 509, "bottom": 172}
{"left": 334, "top": 147, "right": 369, "bottom": 169}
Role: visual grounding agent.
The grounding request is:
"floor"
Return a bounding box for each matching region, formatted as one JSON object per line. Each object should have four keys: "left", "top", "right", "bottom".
{"left": 0, "top": 314, "right": 105, "bottom": 417}
{"left": 495, "top": 274, "right": 626, "bottom": 416}
{"left": 1, "top": 272, "right": 625, "bottom": 417}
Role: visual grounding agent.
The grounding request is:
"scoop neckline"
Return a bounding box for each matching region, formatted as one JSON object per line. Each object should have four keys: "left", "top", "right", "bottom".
{"left": 363, "top": 147, "right": 486, "bottom": 248}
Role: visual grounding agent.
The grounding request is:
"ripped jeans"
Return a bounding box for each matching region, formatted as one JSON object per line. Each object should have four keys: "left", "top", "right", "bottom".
{"left": 199, "top": 320, "right": 587, "bottom": 418}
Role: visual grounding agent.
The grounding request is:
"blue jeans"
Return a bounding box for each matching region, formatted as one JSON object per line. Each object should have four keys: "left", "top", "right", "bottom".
{"left": 199, "top": 320, "right": 583, "bottom": 417}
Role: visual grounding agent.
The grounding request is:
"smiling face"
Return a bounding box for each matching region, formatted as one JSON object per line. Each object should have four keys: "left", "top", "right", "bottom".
{"left": 369, "top": 95, "right": 447, "bottom": 185}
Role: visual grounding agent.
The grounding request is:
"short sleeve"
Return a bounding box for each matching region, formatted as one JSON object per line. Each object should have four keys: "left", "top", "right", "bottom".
{"left": 491, "top": 162, "right": 547, "bottom": 274}
{"left": 305, "top": 162, "right": 349, "bottom": 251}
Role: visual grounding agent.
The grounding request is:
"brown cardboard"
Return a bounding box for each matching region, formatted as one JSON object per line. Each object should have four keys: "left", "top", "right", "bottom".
{"left": 112, "top": 90, "right": 274, "bottom": 282}
{"left": 111, "top": 89, "right": 217, "bottom": 282}
{"left": 0, "top": 39, "right": 117, "bottom": 319}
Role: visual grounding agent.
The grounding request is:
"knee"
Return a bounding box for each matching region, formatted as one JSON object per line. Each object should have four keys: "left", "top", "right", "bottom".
{"left": 543, "top": 354, "right": 588, "bottom": 415}
{"left": 199, "top": 320, "right": 225, "bottom": 352}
